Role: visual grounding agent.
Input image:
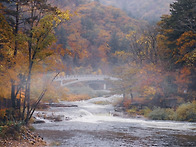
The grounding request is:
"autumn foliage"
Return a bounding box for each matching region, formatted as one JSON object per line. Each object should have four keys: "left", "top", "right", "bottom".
{"left": 0, "top": 0, "right": 70, "bottom": 124}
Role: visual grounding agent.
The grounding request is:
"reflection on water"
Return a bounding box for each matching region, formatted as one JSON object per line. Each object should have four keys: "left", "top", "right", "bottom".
{"left": 33, "top": 95, "right": 196, "bottom": 147}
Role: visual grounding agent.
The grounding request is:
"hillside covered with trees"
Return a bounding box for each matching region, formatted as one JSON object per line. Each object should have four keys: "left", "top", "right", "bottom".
{"left": 99, "top": 0, "right": 174, "bottom": 22}
{"left": 52, "top": 1, "right": 143, "bottom": 74}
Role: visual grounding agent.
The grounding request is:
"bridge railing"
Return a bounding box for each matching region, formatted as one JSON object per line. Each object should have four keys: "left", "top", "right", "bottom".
{"left": 54, "top": 74, "right": 110, "bottom": 81}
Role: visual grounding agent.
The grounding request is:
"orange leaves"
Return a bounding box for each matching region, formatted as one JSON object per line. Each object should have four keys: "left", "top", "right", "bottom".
{"left": 68, "top": 33, "right": 89, "bottom": 59}
{"left": 142, "top": 86, "right": 156, "bottom": 99}
{"left": 16, "top": 91, "right": 25, "bottom": 102}
{"left": 0, "top": 13, "right": 13, "bottom": 44}
{"left": 137, "top": 64, "right": 163, "bottom": 97}
{"left": 123, "top": 98, "right": 132, "bottom": 109}
{"left": 174, "top": 67, "right": 191, "bottom": 93}
{"left": 139, "top": 64, "right": 163, "bottom": 85}
{"left": 98, "top": 30, "right": 110, "bottom": 42}
{"left": 177, "top": 31, "right": 196, "bottom": 54}
{"left": 0, "top": 84, "right": 11, "bottom": 98}
{"left": 175, "top": 31, "right": 196, "bottom": 66}
{"left": 0, "top": 108, "right": 6, "bottom": 120}
{"left": 49, "top": 2, "right": 147, "bottom": 76}
{"left": 98, "top": 43, "right": 110, "bottom": 62}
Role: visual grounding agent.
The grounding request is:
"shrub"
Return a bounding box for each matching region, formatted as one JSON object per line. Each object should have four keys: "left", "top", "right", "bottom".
{"left": 127, "top": 107, "right": 137, "bottom": 116}
{"left": 175, "top": 101, "right": 196, "bottom": 122}
{"left": 0, "top": 109, "right": 6, "bottom": 121}
{"left": 165, "top": 108, "right": 176, "bottom": 120}
{"left": 123, "top": 98, "right": 132, "bottom": 109}
{"left": 141, "top": 107, "right": 152, "bottom": 117}
{"left": 0, "top": 109, "right": 15, "bottom": 123}
{"left": 0, "top": 121, "right": 23, "bottom": 139}
{"left": 148, "top": 107, "right": 175, "bottom": 120}
{"left": 148, "top": 108, "right": 166, "bottom": 120}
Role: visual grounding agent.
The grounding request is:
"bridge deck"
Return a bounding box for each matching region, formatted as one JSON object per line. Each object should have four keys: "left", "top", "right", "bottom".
{"left": 54, "top": 75, "right": 118, "bottom": 86}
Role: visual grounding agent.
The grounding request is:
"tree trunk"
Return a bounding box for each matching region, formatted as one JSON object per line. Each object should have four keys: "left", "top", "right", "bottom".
{"left": 11, "top": 81, "right": 16, "bottom": 109}
{"left": 10, "top": 1, "right": 19, "bottom": 110}
{"left": 130, "top": 89, "right": 133, "bottom": 101}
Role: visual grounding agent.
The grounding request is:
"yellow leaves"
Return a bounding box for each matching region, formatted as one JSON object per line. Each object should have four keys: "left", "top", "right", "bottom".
{"left": 114, "top": 51, "right": 125, "bottom": 56}
{"left": 142, "top": 86, "right": 156, "bottom": 99}
{"left": 175, "top": 31, "right": 196, "bottom": 65}
{"left": 32, "top": 10, "right": 71, "bottom": 47}
{"left": 177, "top": 31, "right": 196, "bottom": 44}
{"left": 164, "top": 29, "right": 174, "bottom": 34}
{"left": 156, "top": 34, "right": 168, "bottom": 50}
{"left": 177, "top": 31, "right": 196, "bottom": 54}
{"left": 73, "top": 65, "right": 93, "bottom": 75}
{"left": 0, "top": 14, "right": 14, "bottom": 53}
{"left": 156, "top": 34, "right": 168, "bottom": 41}
{"left": 54, "top": 9, "right": 70, "bottom": 27}
{"left": 98, "top": 43, "right": 110, "bottom": 60}
{"left": 55, "top": 9, "right": 62, "bottom": 15}
{"left": 126, "top": 31, "right": 136, "bottom": 39}
{"left": 0, "top": 43, "right": 27, "bottom": 89}
{"left": 59, "top": 10, "right": 70, "bottom": 20}
{"left": 37, "top": 48, "right": 54, "bottom": 59}
{"left": 114, "top": 51, "right": 134, "bottom": 63}
{"left": 97, "top": 68, "right": 102, "bottom": 75}
{"left": 26, "top": 9, "right": 71, "bottom": 74}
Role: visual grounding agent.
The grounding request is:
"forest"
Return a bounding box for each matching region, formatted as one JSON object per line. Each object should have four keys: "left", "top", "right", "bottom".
{"left": 99, "top": 0, "right": 174, "bottom": 22}
{"left": 0, "top": 0, "right": 196, "bottom": 143}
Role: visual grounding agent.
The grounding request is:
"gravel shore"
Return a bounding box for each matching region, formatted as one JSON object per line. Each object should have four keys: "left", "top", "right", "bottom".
{"left": 0, "top": 126, "right": 47, "bottom": 147}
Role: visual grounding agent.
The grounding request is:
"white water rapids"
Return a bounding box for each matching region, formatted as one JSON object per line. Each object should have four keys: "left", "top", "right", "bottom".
{"left": 33, "top": 95, "right": 196, "bottom": 147}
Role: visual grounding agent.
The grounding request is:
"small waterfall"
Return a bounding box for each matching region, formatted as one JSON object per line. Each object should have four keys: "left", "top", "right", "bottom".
{"left": 78, "top": 109, "right": 94, "bottom": 117}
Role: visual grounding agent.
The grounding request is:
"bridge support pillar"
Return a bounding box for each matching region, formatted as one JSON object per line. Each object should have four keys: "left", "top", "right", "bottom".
{"left": 104, "top": 83, "right": 106, "bottom": 90}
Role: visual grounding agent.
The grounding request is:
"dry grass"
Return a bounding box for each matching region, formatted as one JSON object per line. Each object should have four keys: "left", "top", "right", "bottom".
{"left": 63, "top": 94, "right": 91, "bottom": 101}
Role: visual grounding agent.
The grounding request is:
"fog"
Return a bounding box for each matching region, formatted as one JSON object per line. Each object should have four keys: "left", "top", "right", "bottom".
{"left": 99, "top": 0, "right": 174, "bottom": 22}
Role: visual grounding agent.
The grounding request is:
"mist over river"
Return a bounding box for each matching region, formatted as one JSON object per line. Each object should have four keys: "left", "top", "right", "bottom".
{"left": 33, "top": 95, "right": 196, "bottom": 147}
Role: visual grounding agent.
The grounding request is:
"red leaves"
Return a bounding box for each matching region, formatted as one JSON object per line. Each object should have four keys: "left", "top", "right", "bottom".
{"left": 174, "top": 67, "right": 191, "bottom": 93}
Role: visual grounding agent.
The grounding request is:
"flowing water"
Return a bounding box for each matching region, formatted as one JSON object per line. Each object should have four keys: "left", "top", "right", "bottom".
{"left": 33, "top": 95, "right": 196, "bottom": 147}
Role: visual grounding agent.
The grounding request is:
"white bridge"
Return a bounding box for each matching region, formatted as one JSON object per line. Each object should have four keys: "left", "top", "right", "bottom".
{"left": 54, "top": 75, "right": 118, "bottom": 89}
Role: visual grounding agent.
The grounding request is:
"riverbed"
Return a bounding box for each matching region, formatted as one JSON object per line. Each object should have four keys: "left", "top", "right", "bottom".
{"left": 33, "top": 95, "right": 196, "bottom": 147}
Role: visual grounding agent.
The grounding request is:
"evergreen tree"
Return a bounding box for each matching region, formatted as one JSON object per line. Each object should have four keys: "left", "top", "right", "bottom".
{"left": 158, "top": 0, "right": 196, "bottom": 101}
{"left": 159, "top": 0, "right": 196, "bottom": 69}
{"left": 108, "top": 32, "right": 120, "bottom": 64}
{"left": 162, "top": 0, "right": 196, "bottom": 40}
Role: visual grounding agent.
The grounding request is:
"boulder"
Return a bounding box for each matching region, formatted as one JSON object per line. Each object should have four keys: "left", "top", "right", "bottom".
{"left": 33, "top": 120, "right": 45, "bottom": 124}
{"left": 47, "top": 103, "right": 78, "bottom": 107}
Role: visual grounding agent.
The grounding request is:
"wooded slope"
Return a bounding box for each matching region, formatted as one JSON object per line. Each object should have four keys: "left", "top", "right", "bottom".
{"left": 100, "top": 0, "right": 174, "bottom": 22}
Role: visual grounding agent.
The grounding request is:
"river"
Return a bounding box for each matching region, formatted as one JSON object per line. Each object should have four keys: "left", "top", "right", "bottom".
{"left": 33, "top": 95, "right": 196, "bottom": 147}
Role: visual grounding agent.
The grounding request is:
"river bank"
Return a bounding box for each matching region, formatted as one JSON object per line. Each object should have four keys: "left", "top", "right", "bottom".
{"left": 0, "top": 125, "right": 47, "bottom": 147}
